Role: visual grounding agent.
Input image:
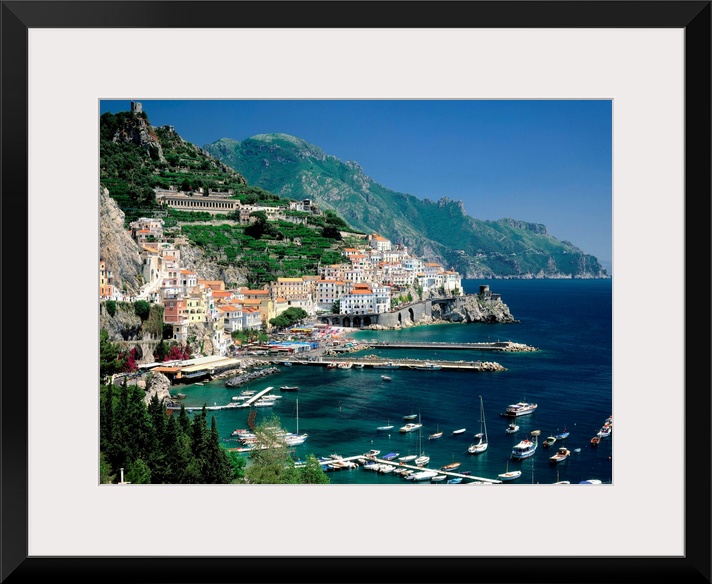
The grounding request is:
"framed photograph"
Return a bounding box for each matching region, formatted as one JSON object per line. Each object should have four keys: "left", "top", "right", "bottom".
{"left": 3, "top": 1, "right": 709, "bottom": 582}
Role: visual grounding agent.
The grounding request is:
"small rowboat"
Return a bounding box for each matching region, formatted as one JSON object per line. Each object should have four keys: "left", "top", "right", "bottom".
{"left": 452, "top": 428, "right": 466, "bottom": 435}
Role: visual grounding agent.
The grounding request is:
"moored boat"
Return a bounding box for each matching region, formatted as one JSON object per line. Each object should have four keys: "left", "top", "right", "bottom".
{"left": 399, "top": 422, "right": 423, "bottom": 433}
{"left": 498, "top": 461, "right": 522, "bottom": 481}
{"left": 511, "top": 430, "right": 540, "bottom": 460}
{"left": 373, "top": 361, "right": 400, "bottom": 369}
{"left": 279, "top": 386, "right": 299, "bottom": 392}
{"left": 543, "top": 436, "right": 557, "bottom": 448}
{"left": 411, "top": 470, "right": 438, "bottom": 482}
{"left": 505, "top": 422, "right": 520, "bottom": 434}
{"left": 452, "top": 428, "right": 466, "bottom": 435}
{"left": 440, "top": 453, "right": 461, "bottom": 471}
{"left": 467, "top": 395, "right": 489, "bottom": 454}
{"left": 376, "top": 420, "right": 394, "bottom": 432}
{"left": 412, "top": 362, "right": 442, "bottom": 371}
{"left": 398, "top": 453, "right": 418, "bottom": 463}
{"left": 597, "top": 422, "right": 612, "bottom": 438}
{"left": 428, "top": 426, "right": 443, "bottom": 440}
{"left": 500, "top": 402, "right": 538, "bottom": 417}
{"left": 381, "top": 375, "right": 392, "bottom": 381}
{"left": 554, "top": 427, "right": 570, "bottom": 440}
{"left": 549, "top": 447, "right": 571, "bottom": 463}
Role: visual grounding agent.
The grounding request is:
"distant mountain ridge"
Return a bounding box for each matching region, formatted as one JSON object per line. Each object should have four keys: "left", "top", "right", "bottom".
{"left": 204, "top": 133, "right": 609, "bottom": 279}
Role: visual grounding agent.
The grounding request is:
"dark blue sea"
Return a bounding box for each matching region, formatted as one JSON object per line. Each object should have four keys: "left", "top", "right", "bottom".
{"left": 174, "top": 279, "right": 613, "bottom": 485}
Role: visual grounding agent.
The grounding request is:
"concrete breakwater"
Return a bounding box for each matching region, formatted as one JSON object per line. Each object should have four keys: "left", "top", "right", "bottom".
{"left": 224, "top": 366, "right": 281, "bottom": 388}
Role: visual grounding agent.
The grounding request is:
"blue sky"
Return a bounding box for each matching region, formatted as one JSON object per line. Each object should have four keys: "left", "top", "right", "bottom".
{"left": 100, "top": 99, "right": 612, "bottom": 269}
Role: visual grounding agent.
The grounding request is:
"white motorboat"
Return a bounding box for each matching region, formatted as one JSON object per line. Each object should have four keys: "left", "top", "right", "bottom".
{"left": 411, "top": 470, "right": 438, "bottom": 482}
{"left": 505, "top": 422, "right": 520, "bottom": 434}
{"left": 500, "top": 402, "right": 538, "bottom": 417}
{"left": 399, "top": 422, "right": 423, "bottom": 433}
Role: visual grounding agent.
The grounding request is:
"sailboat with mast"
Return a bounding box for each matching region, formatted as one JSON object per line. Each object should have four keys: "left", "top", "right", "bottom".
{"left": 468, "top": 395, "right": 489, "bottom": 454}
{"left": 284, "top": 398, "right": 308, "bottom": 446}
{"left": 414, "top": 417, "right": 430, "bottom": 466}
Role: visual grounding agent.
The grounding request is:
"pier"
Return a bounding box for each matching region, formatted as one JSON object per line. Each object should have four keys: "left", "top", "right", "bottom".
{"left": 365, "top": 340, "right": 536, "bottom": 352}
{"left": 167, "top": 386, "right": 276, "bottom": 412}
{"left": 273, "top": 356, "right": 505, "bottom": 372}
{"left": 234, "top": 386, "right": 275, "bottom": 408}
{"left": 319, "top": 454, "right": 502, "bottom": 484}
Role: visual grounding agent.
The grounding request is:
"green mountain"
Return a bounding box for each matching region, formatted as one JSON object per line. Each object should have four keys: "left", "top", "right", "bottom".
{"left": 204, "top": 134, "right": 609, "bottom": 279}
{"left": 100, "top": 109, "right": 361, "bottom": 287}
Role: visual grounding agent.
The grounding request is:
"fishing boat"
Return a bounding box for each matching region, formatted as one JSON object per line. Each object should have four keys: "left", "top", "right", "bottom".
{"left": 505, "top": 422, "right": 520, "bottom": 434}
{"left": 500, "top": 402, "right": 538, "bottom": 417}
{"left": 549, "top": 446, "right": 571, "bottom": 463}
{"left": 452, "top": 428, "right": 467, "bottom": 435}
{"left": 353, "top": 363, "right": 365, "bottom": 369}
{"left": 326, "top": 362, "right": 337, "bottom": 369}
{"left": 279, "top": 385, "right": 299, "bottom": 392}
{"left": 590, "top": 435, "right": 601, "bottom": 446}
{"left": 467, "top": 395, "right": 489, "bottom": 454}
{"left": 373, "top": 361, "right": 400, "bottom": 369}
{"left": 511, "top": 430, "right": 540, "bottom": 460}
{"left": 381, "top": 375, "right": 392, "bottom": 381}
{"left": 337, "top": 361, "right": 353, "bottom": 369}
{"left": 498, "top": 461, "right": 522, "bottom": 481}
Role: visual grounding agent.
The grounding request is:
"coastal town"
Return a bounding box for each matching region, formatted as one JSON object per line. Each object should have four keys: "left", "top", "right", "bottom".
{"left": 101, "top": 209, "right": 468, "bottom": 359}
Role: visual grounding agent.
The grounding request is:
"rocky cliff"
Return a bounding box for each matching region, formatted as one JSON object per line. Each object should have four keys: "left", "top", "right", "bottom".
{"left": 432, "top": 294, "right": 518, "bottom": 324}
{"left": 99, "top": 186, "right": 143, "bottom": 296}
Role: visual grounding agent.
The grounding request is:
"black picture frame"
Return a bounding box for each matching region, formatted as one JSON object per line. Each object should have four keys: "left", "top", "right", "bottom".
{"left": 2, "top": 1, "right": 710, "bottom": 582}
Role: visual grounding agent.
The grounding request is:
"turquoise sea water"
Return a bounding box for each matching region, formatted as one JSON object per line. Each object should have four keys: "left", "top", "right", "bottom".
{"left": 173, "top": 279, "right": 613, "bottom": 485}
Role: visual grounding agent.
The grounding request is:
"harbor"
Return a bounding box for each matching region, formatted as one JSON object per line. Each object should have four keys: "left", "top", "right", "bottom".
{"left": 164, "top": 279, "right": 613, "bottom": 486}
